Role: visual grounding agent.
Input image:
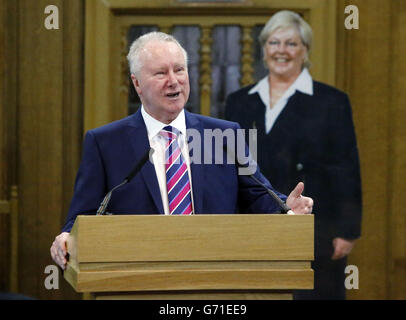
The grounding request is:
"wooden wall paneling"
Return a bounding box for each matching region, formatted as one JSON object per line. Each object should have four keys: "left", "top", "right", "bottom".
{"left": 0, "top": 0, "right": 9, "bottom": 291}
{"left": 84, "top": 0, "right": 114, "bottom": 132}
{"left": 61, "top": 0, "right": 85, "bottom": 226}
{"left": 307, "top": 0, "right": 337, "bottom": 86}
{"left": 0, "top": 215, "right": 10, "bottom": 290}
{"left": 60, "top": 0, "right": 85, "bottom": 300}
{"left": 0, "top": 0, "right": 7, "bottom": 199}
{"left": 387, "top": 0, "right": 406, "bottom": 300}
{"left": 17, "top": 0, "right": 82, "bottom": 299}
{"left": 8, "top": 186, "right": 18, "bottom": 292}
{"left": 335, "top": 0, "right": 351, "bottom": 92}
{"left": 0, "top": 0, "right": 18, "bottom": 292}
{"left": 340, "top": 0, "right": 392, "bottom": 300}
{"left": 18, "top": 0, "right": 63, "bottom": 298}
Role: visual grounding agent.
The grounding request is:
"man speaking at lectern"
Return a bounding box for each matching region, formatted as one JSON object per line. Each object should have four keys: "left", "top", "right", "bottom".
{"left": 50, "top": 32, "right": 313, "bottom": 270}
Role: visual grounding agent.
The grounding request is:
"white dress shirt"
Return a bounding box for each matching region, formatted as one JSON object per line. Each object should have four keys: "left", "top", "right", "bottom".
{"left": 248, "top": 68, "right": 314, "bottom": 134}
{"left": 141, "top": 106, "right": 195, "bottom": 215}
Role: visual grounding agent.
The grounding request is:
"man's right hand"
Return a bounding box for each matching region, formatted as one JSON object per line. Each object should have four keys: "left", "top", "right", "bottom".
{"left": 50, "top": 232, "right": 70, "bottom": 270}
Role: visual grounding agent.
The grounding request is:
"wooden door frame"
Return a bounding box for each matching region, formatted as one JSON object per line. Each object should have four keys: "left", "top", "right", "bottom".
{"left": 84, "top": 0, "right": 337, "bottom": 131}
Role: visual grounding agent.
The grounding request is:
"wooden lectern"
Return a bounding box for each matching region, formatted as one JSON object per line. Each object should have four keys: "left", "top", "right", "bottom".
{"left": 64, "top": 214, "right": 313, "bottom": 300}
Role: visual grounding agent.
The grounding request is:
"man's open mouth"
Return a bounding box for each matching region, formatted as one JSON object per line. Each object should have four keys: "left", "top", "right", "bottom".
{"left": 166, "top": 92, "right": 180, "bottom": 98}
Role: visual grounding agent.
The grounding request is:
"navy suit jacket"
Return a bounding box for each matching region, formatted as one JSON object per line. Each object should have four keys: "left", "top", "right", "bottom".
{"left": 225, "top": 81, "right": 362, "bottom": 242}
{"left": 62, "top": 109, "right": 286, "bottom": 232}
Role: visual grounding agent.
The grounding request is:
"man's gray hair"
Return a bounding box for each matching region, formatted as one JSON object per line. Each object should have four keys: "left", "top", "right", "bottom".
{"left": 259, "top": 10, "right": 313, "bottom": 69}
{"left": 127, "top": 31, "right": 188, "bottom": 76}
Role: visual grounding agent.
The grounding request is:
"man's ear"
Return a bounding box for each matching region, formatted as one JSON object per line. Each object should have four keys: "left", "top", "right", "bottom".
{"left": 131, "top": 74, "right": 141, "bottom": 95}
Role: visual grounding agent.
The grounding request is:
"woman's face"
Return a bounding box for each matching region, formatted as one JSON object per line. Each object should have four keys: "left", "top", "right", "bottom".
{"left": 263, "top": 27, "right": 307, "bottom": 80}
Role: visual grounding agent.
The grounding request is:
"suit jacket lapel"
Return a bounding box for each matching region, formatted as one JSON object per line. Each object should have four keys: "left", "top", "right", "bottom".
{"left": 249, "top": 93, "right": 267, "bottom": 135}
{"left": 268, "top": 93, "right": 302, "bottom": 138}
{"left": 126, "top": 110, "right": 164, "bottom": 214}
{"left": 185, "top": 111, "right": 204, "bottom": 214}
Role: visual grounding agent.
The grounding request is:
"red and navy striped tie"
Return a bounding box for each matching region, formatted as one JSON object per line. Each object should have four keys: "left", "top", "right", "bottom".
{"left": 160, "top": 126, "right": 193, "bottom": 215}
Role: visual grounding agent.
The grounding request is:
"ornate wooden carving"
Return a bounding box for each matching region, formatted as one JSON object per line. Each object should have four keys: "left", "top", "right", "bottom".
{"left": 240, "top": 25, "right": 254, "bottom": 86}
{"left": 199, "top": 26, "right": 213, "bottom": 116}
{"left": 120, "top": 25, "right": 130, "bottom": 99}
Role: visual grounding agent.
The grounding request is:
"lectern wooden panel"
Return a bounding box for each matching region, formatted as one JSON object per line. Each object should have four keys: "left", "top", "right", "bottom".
{"left": 64, "top": 214, "right": 313, "bottom": 300}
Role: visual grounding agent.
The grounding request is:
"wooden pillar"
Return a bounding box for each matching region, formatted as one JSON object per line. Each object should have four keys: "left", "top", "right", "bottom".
{"left": 0, "top": 0, "right": 18, "bottom": 293}
{"left": 240, "top": 24, "right": 255, "bottom": 87}
{"left": 119, "top": 25, "right": 129, "bottom": 103}
{"left": 199, "top": 25, "right": 213, "bottom": 116}
{"left": 336, "top": 0, "right": 406, "bottom": 299}
{"left": 387, "top": 0, "right": 406, "bottom": 300}
{"left": 17, "top": 0, "right": 83, "bottom": 299}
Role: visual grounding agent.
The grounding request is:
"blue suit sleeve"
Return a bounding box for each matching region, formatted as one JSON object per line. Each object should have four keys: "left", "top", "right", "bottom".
{"left": 228, "top": 122, "right": 287, "bottom": 213}
{"left": 62, "top": 131, "right": 107, "bottom": 232}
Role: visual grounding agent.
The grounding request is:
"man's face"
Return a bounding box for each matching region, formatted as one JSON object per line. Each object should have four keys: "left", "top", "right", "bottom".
{"left": 131, "top": 40, "right": 190, "bottom": 124}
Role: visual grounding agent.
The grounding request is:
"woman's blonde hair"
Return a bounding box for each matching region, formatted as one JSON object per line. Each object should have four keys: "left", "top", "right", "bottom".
{"left": 259, "top": 10, "right": 313, "bottom": 69}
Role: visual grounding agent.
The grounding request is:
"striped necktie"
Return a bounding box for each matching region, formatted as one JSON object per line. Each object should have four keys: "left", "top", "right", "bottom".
{"left": 160, "top": 126, "right": 193, "bottom": 215}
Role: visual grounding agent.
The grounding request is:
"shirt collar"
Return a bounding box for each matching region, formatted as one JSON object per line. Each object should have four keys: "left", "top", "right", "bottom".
{"left": 248, "top": 68, "right": 314, "bottom": 97}
{"left": 141, "top": 106, "right": 187, "bottom": 140}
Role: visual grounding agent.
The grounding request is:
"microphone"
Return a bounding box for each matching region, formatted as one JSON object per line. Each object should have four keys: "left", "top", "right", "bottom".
{"left": 96, "top": 148, "right": 154, "bottom": 215}
{"left": 223, "top": 145, "right": 294, "bottom": 214}
{"left": 248, "top": 174, "right": 294, "bottom": 214}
